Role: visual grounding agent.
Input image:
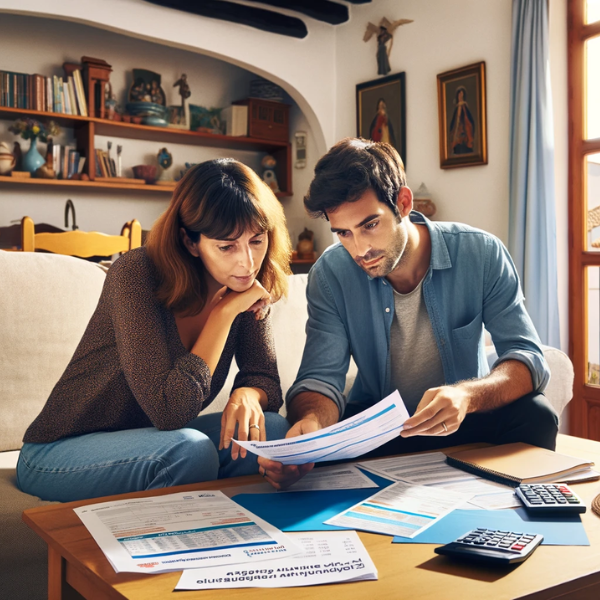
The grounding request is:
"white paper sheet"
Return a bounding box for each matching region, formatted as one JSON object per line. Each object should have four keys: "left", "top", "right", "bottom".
{"left": 235, "top": 391, "right": 409, "bottom": 465}
{"left": 74, "top": 491, "right": 301, "bottom": 574}
{"left": 325, "top": 480, "right": 471, "bottom": 539}
{"left": 282, "top": 464, "right": 379, "bottom": 492}
{"left": 468, "top": 490, "right": 522, "bottom": 510}
{"left": 359, "top": 452, "right": 479, "bottom": 486}
{"left": 175, "top": 531, "right": 377, "bottom": 590}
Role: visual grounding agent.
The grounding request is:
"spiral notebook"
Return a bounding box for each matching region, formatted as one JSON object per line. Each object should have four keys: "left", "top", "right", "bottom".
{"left": 445, "top": 443, "right": 595, "bottom": 486}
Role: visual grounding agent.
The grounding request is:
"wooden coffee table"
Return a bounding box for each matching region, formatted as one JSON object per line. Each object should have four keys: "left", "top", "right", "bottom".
{"left": 23, "top": 434, "right": 600, "bottom": 600}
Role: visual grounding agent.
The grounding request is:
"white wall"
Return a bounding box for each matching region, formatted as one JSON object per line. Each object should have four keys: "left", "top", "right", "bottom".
{"left": 334, "top": 0, "right": 512, "bottom": 242}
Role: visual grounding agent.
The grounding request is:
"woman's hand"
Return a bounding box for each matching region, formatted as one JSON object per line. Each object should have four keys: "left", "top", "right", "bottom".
{"left": 215, "top": 280, "right": 271, "bottom": 321}
{"left": 219, "top": 387, "right": 267, "bottom": 459}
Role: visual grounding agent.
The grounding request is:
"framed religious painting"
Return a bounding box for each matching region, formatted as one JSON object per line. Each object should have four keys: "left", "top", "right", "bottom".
{"left": 437, "top": 61, "right": 487, "bottom": 168}
{"left": 356, "top": 72, "right": 407, "bottom": 166}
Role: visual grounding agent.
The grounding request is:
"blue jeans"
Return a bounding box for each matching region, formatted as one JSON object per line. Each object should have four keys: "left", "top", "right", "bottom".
{"left": 17, "top": 412, "right": 289, "bottom": 502}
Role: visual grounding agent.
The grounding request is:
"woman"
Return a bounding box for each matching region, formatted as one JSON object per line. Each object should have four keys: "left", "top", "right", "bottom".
{"left": 17, "top": 159, "right": 292, "bottom": 502}
{"left": 449, "top": 86, "right": 475, "bottom": 155}
{"left": 369, "top": 98, "right": 396, "bottom": 149}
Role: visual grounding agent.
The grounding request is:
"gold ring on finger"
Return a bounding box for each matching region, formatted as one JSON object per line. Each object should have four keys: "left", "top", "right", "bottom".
{"left": 441, "top": 421, "right": 448, "bottom": 433}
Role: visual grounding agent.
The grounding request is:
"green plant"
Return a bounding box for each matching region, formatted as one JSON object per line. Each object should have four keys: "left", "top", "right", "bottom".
{"left": 9, "top": 118, "right": 60, "bottom": 142}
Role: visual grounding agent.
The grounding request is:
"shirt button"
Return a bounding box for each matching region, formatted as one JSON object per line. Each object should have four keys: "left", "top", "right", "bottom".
{"left": 385, "top": 308, "right": 391, "bottom": 313}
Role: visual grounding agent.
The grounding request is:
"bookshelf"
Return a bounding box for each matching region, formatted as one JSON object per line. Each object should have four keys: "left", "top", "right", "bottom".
{"left": 0, "top": 106, "right": 293, "bottom": 197}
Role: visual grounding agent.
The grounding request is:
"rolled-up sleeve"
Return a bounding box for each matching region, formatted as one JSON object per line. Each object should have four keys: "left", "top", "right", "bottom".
{"left": 286, "top": 263, "right": 351, "bottom": 416}
{"left": 483, "top": 237, "right": 550, "bottom": 393}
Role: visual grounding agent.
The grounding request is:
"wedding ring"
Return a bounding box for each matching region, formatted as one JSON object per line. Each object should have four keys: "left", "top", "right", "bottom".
{"left": 441, "top": 421, "right": 448, "bottom": 433}
{"left": 261, "top": 468, "right": 268, "bottom": 478}
{"left": 249, "top": 424, "right": 260, "bottom": 431}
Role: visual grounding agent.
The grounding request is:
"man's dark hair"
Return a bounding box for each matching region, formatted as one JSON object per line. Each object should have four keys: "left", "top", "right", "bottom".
{"left": 304, "top": 138, "right": 407, "bottom": 220}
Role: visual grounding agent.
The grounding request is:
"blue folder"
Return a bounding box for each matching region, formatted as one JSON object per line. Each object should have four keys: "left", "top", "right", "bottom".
{"left": 233, "top": 470, "right": 588, "bottom": 546}
{"left": 392, "top": 508, "right": 589, "bottom": 546}
{"left": 232, "top": 470, "right": 394, "bottom": 532}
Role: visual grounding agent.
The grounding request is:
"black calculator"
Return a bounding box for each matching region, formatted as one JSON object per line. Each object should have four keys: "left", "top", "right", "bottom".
{"left": 434, "top": 528, "right": 543, "bottom": 565}
{"left": 515, "top": 483, "right": 586, "bottom": 514}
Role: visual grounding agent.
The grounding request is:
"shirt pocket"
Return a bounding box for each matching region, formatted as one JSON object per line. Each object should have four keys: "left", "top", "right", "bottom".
{"left": 452, "top": 311, "right": 485, "bottom": 380}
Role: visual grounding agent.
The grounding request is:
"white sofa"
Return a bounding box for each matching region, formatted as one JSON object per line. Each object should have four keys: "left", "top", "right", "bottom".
{"left": 0, "top": 250, "right": 574, "bottom": 600}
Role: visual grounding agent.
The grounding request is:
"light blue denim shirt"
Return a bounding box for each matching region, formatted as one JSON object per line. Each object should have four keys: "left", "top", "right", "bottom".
{"left": 286, "top": 212, "right": 550, "bottom": 417}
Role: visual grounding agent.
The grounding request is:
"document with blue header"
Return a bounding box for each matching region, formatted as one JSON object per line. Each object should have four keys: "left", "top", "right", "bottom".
{"left": 74, "top": 491, "right": 301, "bottom": 574}
{"left": 235, "top": 390, "right": 410, "bottom": 465}
{"left": 324, "top": 480, "right": 472, "bottom": 538}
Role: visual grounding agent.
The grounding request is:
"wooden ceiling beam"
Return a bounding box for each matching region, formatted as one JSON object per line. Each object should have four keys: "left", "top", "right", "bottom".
{"left": 143, "top": 0, "right": 308, "bottom": 38}
{"left": 244, "top": 1, "right": 348, "bottom": 25}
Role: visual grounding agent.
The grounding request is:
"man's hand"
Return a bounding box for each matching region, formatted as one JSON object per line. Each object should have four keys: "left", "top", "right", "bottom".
{"left": 257, "top": 418, "right": 320, "bottom": 490}
{"left": 400, "top": 385, "right": 472, "bottom": 437}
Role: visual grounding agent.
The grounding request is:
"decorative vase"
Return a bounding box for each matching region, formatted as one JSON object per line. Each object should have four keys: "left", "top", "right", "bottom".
{"left": 22, "top": 137, "right": 45, "bottom": 174}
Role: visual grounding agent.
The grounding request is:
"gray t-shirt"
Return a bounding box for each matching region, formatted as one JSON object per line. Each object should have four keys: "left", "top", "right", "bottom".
{"left": 389, "top": 278, "right": 445, "bottom": 414}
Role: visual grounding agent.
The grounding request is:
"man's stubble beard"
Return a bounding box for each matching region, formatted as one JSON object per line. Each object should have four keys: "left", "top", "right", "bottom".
{"left": 355, "top": 222, "right": 409, "bottom": 279}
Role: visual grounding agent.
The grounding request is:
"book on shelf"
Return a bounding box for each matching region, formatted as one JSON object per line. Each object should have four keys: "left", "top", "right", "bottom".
{"left": 221, "top": 105, "right": 248, "bottom": 137}
{"left": 46, "top": 76, "right": 52, "bottom": 112}
{"left": 445, "top": 442, "right": 596, "bottom": 486}
{"left": 73, "top": 69, "right": 88, "bottom": 117}
{"left": 67, "top": 77, "right": 78, "bottom": 116}
{"left": 63, "top": 79, "right": 72, "bottom": 115}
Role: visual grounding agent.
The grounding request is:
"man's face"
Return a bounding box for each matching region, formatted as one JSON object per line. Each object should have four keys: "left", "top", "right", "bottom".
{"left": 327, "top": 188, "right": 409, "bottom": 279}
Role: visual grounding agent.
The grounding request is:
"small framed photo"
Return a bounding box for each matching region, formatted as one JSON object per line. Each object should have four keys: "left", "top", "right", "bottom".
{"left": 437, "top": 61, "right": 487, "bottom": 169}
{"left": 356, "top": 72, "right": 406, "bottom": 165}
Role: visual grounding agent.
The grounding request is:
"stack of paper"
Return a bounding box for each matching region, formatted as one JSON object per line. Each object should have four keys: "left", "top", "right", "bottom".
{"left": 236, "top": 391, "right": 410, "bottom": 465}
{"left": 74, "top": 491, "right": 301, "bottom": 574}
{"left": 176, "top": 531, "right": 377, "bottom": 590}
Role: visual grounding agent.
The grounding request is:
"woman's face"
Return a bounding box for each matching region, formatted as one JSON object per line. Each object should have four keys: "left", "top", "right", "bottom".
{"left": 457, "top": 89, "right": 465, "bottom": 101}
{"left": 190, "top": 228, "right": 269, "bottom": 292}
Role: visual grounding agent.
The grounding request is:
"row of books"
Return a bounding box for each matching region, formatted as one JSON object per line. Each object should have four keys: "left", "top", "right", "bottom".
{"left": 52, "top": 145, "right": 86, "bottom": 180}
{"left": 95, "top": 148, "right": 116, "bottom": 178}
{"left": 0, "top": 69, "right": 88, "bottom": 116}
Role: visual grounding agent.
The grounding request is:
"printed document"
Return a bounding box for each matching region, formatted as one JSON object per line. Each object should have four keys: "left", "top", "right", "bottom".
{"left": 236, "top": 390, "right": 410, "bottom": 465}
{"left": 175, "top": 531, "right": 377, "bottom": 590}
{"left": 282, "top": 464, "right": 379, "bottom": 492}
{"left": 359, "top": 452, "right": 479, "bottom": 485}
{"left": 325, "top": 480, "right": 471, "bottom": 538}
{"left": 74, "top": 491, "right": 301, "bottom": 574}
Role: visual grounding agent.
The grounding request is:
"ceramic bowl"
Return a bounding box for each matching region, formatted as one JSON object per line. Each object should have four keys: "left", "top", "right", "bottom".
{"left": 132, "top": 164, "right": 157, "bottom": 184}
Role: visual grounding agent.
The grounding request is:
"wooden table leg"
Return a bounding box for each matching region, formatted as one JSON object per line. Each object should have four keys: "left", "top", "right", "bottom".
{"left": 48, "top": 546, "right": 65, "bottom": 600}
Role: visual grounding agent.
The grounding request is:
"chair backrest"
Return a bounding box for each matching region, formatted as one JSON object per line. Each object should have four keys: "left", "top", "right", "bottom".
{"left": 20, "top": 216, "right": 142, "bottom": 258}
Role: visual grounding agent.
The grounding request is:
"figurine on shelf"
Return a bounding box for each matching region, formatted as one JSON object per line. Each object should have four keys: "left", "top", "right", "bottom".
{"left": 12, "top": 142, "right": 22, "bottom": 172}
{"left": 173, "top": 73, "right": 191, "bottom": 111}
{"left": 116, "top": 145, "right": 123, "bottom": 177}
{"left": 261, "top": 155, "right": 279, "bottom": 193}
{"left": 156, "top": 147, "right": 173, "bottom": 184}
{"left": 296, "top": 227, "right": 315, "bottom": 260}
{"left": 0, "top": 142, "right": 16, "bottom": 175}
{"left": 36, "top": 137, "right": 55, "bottom": 179}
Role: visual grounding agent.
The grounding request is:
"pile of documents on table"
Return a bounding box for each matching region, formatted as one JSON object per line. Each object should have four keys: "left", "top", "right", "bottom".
{"left": 74, "top": 391, "right": 595, "bottom": 590}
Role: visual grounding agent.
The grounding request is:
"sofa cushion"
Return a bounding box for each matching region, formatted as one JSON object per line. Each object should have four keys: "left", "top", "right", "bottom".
{"left": 0, "top": 251, "right": 106, "bottom": 451}
{"left": 0, "top": 458, "right": 53, "bottom": 600}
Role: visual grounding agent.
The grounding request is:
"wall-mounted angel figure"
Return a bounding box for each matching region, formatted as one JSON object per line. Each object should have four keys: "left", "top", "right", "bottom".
{"left": 364, "top": 17, "right": 414, "bottom": 76}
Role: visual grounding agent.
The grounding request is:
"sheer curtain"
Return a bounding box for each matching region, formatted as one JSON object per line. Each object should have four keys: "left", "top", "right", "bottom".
{"left": 508, "top": 0, "right": 560, "bottom": 347}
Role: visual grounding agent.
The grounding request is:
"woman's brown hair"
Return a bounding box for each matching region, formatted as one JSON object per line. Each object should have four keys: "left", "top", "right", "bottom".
{"left": 146, "top": 159, "right": 291, "bottom": 315}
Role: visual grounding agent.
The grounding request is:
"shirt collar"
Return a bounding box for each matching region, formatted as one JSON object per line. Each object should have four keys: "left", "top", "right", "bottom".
{"left": 409, "top": 210, "right": 452, "bottom": 270}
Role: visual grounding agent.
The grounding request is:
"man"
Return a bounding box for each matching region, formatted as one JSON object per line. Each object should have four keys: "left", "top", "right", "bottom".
{"left": 259, "top": 138, "right": 557, "bottom": 489}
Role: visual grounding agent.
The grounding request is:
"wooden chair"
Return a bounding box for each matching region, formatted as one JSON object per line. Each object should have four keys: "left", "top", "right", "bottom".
{"left": 20, "top": 216, "right": 142, "bottom": 258}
